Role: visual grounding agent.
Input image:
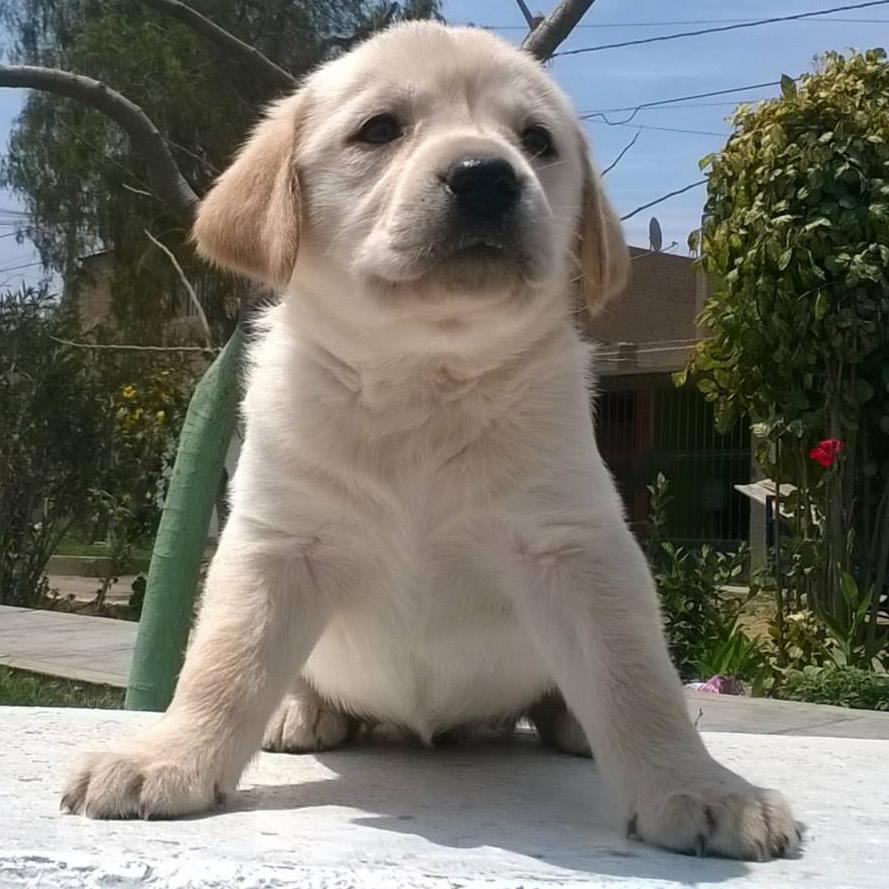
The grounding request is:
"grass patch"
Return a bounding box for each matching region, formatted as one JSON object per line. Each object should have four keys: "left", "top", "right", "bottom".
{"left": 0, "top": 666, "right": 124, "bottom": 708}
{"left": 52, "top": 536, "right": 152, "bottom": 564}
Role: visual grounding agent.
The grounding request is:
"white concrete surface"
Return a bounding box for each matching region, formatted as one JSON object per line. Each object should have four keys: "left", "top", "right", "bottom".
{"left": 3, "top": 707, "right": 888, "bottom": 888}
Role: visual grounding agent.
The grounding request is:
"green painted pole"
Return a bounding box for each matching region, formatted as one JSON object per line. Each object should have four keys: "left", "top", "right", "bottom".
{"left": 125, "top": 325, "right": 244, "bottom": 711}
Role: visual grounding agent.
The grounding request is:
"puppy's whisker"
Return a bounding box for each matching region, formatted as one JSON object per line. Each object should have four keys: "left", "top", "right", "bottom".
{"left": 535, "top": 159, "right": 570, "bottom": 174}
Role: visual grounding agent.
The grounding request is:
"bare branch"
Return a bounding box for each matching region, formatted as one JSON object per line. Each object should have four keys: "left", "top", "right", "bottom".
{"left": 139, "top": 0, "right": 297, "bottom": 93}
{"left": 601, "top": 130, "right": 640, "bottom": 177}
{"left": 50, "top": 335, "right": 218, "bottom": 354}
{"left": 0, "top": 65, "right": 198, "bottom": 219}
{"left": 514, "top": 0, "right": 541, "bottom": 29}
{"left": 145, "top": 229, "right": 214, "bottom": 348}
{"left": 522, "top": 0, "right": 597, "bottom": 61}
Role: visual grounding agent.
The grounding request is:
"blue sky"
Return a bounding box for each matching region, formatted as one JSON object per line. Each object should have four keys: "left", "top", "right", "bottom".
{"left": 0, "top": 0, "right": 885, "bottom": 287}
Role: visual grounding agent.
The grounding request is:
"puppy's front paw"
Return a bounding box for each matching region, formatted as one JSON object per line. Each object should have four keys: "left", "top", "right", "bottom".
{"left": 62, "top": 745, "right": 223, "bottom": 820}
{"left": 630, "top": 768, "right": 800, "bottom": 860}
{"left": 263, "top": 690, "right": 353, "bottom": 753}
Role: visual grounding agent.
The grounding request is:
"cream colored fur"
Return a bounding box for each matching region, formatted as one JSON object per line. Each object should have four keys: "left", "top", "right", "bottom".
{"left": 63, "top": 22, "right": 798, "bottom": 860}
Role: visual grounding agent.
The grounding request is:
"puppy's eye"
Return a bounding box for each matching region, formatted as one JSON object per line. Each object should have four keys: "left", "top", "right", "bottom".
{"left": 356, "top": 114, "right": 403, "bottom": 145}
{"left": 520, "top": 125, "right": 555, "bottom": 159}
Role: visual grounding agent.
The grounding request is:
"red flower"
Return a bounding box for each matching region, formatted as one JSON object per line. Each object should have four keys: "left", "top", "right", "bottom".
{"left": 809, "top": 438, "right": 844, "bottom": 468}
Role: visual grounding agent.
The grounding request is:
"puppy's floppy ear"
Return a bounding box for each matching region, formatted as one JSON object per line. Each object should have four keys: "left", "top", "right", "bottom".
{"left": 193, "top": 94, "right": 304, "bottom": 289}
{"left": 575, "top": 146, "right": 630, "bottom": 317}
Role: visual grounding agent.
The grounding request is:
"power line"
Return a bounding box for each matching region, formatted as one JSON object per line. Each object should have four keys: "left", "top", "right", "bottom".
{"left": 588, "top": 120, "right": 728, "bottom": 137}
{"left": 469, "top": 17, "right": 889, "bottom": 29}
{"left": 620, "top": 99, "right": 764, "bottom": 110}
{"left": 0, "top": 259, "right": 44, "bottom": 273}
{"left": 578, "top": 80, "right": 784, "bottom": 121}
{"left": 620, "top": 180, "right": 707, "bottom": 222}
{"left": 553, "top": 0, "right": 889, "bottom": 57}
{"left": 601, "top": 131, "right": 640, "bottom": 176}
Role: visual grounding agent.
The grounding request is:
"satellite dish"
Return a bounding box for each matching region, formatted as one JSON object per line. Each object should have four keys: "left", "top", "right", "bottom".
{"left": 648, "top": 217, "right": 663, "bottom": 253}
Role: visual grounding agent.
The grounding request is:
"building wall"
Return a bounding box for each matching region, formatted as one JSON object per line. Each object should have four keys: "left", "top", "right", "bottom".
{"left": 72, "top": 255, "right": 115, "bottom": 331}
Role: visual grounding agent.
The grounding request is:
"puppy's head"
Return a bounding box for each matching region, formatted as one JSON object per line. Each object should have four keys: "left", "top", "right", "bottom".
{"left": 194, "top": 23, "right": 628, "bottom": 351}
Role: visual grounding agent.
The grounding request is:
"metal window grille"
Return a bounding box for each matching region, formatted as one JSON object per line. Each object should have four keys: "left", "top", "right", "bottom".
{"left": 595, "top": 373, "right": 750, "bottom": 551}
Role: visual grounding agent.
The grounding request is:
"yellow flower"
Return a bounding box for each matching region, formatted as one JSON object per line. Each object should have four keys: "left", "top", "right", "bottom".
{"left": 121, "top": 385, "right": 136, "bottom": 400}
{"left": 155, "top": 410, "right": 166, "bottom": 424}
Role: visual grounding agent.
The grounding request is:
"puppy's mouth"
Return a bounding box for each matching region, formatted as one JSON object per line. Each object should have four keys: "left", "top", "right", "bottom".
{"left": 421, "top": 235, "right": 527, "bottom": 292}
{"left": 440, "top": 238, "right": 513, "bottom": 266}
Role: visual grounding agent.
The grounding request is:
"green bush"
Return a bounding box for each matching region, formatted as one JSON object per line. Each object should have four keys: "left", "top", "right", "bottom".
{"left": 647, "top": 474, "right": 766, "bottom": 682}
{"left": 653, "top": 540, "right": 755, "bottom": 680}
{"left": 0, "top": 286, "right": 193, "bottom": 607}
{"left": 777, "top": 665, "right": 889, "bottom": 711}
{"left": 0, "top": 288, "right": 107, "bottom": 606}
{"left": 686, "top": 48, "right": 889, "bottom": 628}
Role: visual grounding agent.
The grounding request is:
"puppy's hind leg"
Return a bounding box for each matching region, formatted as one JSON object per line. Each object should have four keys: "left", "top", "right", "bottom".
{"left": 263, "top": 676, "right": 356, "bottom": 753}
{"left": 528, "top": 690, "right": 592, "bottom": 758}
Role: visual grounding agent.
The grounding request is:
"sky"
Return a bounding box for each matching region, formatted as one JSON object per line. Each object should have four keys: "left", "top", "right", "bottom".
{"left": 0, "top": 0, "right": 885, "bottom": 287}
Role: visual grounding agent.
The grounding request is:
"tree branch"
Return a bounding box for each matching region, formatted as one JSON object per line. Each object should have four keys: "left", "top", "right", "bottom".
{"left": 145, "top": 229, "right": 214, "bottom": 347}
{"left": 0, "top": 65, "right": 199, "bottom": 219}
{"left": 522, "top": 0, "right": 597, "bottom": 61}
{"left": 139, "top": 0, "right": 297, "bottom": 93}
{"left": 514, "top": 0, "right": 541, "bottom": 29}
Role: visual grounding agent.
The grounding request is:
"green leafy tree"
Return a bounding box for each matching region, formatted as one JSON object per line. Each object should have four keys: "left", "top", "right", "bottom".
{"left": 0, "top": 285, "right": 196, "bottom": 606}
{"left": 0, "top": 287, "right": 107, "bottom": 605}
{"left": 0, "top": 0, "right": 441, "bottom": 342}
{"left": 686, "top": 50, "right": 889, "bottom": 641}
{"left": 90, "top": 357, "right": 193, "bottom": 605}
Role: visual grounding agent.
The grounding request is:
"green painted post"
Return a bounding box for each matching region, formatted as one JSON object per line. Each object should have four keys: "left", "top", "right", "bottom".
{"left": 125, "top": 325, "right": 244, "bottom": 711}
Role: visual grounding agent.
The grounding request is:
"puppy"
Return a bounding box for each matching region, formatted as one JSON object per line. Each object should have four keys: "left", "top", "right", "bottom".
{"left": 63, "top": 22, "right": 798, "bottom": 860}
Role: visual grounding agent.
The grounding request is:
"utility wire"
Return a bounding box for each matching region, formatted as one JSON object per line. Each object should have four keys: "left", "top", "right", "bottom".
{"left": 588, "top": 120, "right": 728, "bottom": 137}
{"left": 553, "top": 1, "right": 889, "bottom": 57}
{"left": 601, "top": 130, "right": 640, "bottom": 176}
{"left": 578, "top": 80, "right": 785, "bottom": 120}
{"left": 471, "top": 16, "right": 889, "bottom": 29}
{"left": 620, "top": 180, "right": 707, "bottom": 222}
{"left": 0, "top": 259, "right": 44, "bottom": 273}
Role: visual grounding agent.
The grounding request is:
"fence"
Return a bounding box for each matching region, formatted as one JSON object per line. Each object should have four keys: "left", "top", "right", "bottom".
{"left": 595, "top": 373, "right": 751, "bottom": 551}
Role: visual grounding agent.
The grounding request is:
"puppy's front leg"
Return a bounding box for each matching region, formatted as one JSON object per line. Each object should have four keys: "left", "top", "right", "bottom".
{"left": 505, "top": 514, "right": 799, "bottom": 860}
{"left": 62, "top": 527, "right": 329, "bottom": 819}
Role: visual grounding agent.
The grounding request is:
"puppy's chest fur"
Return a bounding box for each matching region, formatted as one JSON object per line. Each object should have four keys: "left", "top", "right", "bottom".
{"left": 238, "top": 322, "right": 589, "bottom": 739}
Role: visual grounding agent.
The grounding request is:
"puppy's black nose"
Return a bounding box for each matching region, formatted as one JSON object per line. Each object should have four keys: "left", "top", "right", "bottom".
{"left": 445, "top": 157, "right": 520, "bottom": 220}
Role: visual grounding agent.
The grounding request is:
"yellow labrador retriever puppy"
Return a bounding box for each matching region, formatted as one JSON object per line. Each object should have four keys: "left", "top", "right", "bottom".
{"left": 63, "top": 22, "right": 798, "bottom": 860}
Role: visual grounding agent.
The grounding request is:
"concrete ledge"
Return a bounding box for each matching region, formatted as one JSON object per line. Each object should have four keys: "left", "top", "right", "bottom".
{"left": 0, "top": 605, "right": 137, "bottom": 687}
{"left": 3, "top": 707, "right": 888, "bottom": 887}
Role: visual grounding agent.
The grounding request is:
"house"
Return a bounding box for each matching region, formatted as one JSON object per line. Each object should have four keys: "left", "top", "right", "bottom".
{"left": 583, "top": 247, "right": 752, "bottom": 551}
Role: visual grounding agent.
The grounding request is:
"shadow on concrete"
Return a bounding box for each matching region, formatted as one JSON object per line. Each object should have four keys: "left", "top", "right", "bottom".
{"left": 229, "top": 734, "right": 754, "bottom": 884}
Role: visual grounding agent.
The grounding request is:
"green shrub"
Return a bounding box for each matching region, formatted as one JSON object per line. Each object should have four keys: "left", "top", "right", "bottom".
{"left": 686, "top": 49, "right": 889, "bottom": 626}
{"left": 692, "top": 624, "right": 770, "bottom": 691}
{"left": 777, "top": 665, "right": 889, "bottom": 710}
{"left": 0, "top": 288, "right": 107, "bottom": 606}
{"left": 647, "top": 473, "right": 765, "bottom": 681}
{"left": 653, "top": 540, "right": 755, "bottom": 680}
